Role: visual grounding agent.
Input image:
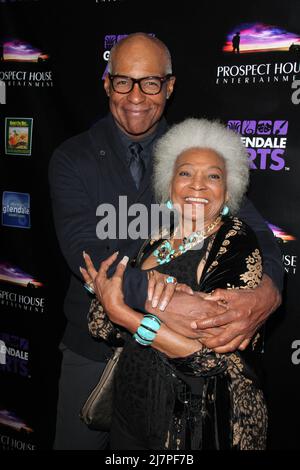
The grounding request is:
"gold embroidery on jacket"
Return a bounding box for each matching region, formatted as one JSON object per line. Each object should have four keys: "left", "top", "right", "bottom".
{"left": 240, "top": 249, "right": 262, "bottom": 288}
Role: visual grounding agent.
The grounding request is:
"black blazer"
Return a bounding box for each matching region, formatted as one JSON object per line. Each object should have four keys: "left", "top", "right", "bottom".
{"left": 49, "top": 114, "right": 283, "bottom": 360}
{"left": 49, "top": 114, "right": 166, "bottom": 360}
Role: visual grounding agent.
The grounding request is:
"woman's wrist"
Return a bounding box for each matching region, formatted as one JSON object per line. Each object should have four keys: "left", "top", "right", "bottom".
{"left": 109, "top": 303, "right": 142, "bottom": 333}
{"left": 154, "top": 332, "right": 202, "bottom": 358}
{"left": 102, "top": 293, "right": 125, "bottom": 319}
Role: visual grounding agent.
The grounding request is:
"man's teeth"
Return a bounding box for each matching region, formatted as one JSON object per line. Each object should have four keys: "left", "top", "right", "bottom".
{"left": 185, "top": 197, "right": 208, "bottom": 203}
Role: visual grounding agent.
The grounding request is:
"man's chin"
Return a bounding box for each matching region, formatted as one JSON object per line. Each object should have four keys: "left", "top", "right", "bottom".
{"left": 116, "top": 118, "right": 159, "bottom": 138}
{"left": 123, "top": 126, "right": 155, "bottom": 137}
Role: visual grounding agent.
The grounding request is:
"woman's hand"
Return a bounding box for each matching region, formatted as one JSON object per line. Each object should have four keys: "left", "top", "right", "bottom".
{"left": 147, "top": 270, "right": 194, "bottom": 311}
{"left": 80, "top": 251, "right": 129, "bottom": 320}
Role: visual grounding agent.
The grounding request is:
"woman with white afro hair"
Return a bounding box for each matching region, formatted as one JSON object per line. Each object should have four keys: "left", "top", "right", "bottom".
{"left": 83, "top": 118, "right": 269, "bottom": 450}
{"left": 153, "top": 117, "right": 249, "bottom": 215}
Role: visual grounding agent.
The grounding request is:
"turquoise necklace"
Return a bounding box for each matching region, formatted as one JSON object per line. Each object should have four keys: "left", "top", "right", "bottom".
{"left": 153, "top": 216, "right": 221, "bottom": 265}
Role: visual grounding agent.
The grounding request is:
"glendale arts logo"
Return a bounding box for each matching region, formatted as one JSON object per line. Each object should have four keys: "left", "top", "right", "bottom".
{"left": 227, "top": 119, "right": 289, "bottom": 171}
{"left": 1, "top": 192, "right": 30, "bottom": 229}
{"left": 102, "top": 33, "right": 155, "bottom": 79}
{"left": 216, "top": 23, "right": 300, "bottom": 86}
{"left": 0, "top": 334, "right": 29, "bottom": 377}
{"left": 102, "top": 34, "right": 129, "bottom": 79}
{"left": 0, "top": 39, "right": 53, "bottom": 88}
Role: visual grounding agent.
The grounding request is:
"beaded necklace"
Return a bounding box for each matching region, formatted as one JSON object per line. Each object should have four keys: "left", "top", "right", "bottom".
{"left": 153, "top": 216, "right": 222, "bottom": 265}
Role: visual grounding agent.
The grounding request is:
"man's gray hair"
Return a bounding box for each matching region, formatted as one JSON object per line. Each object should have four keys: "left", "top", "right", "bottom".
{"left": 107, "top": 32, "right": 172, "bottom": 75}
{"left": 153, "top": 118, "right": 250, "bottom": 214}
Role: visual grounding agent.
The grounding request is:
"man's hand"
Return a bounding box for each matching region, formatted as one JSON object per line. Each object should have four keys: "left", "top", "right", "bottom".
{"left": 191, "top": 274, "right": 281, "bottom": 353}
{"left": 145, "top": 290, "right": 228, "bottom": 339}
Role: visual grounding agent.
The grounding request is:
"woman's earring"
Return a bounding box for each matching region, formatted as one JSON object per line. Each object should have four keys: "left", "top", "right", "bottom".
{"left": 221, "top": 205, "right": 229, "bottom": 216}
{"left": 166, "top": 199, "right": 173, "bottom": 210}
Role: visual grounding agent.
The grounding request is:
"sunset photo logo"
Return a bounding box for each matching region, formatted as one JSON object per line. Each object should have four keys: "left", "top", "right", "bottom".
{"left": 0, "top": 261, "right": 43, "bottom": 288}
{"left": 1, "top": 39, "right": 49, "bottom": 63}
{"left": 0, "top": 409, "right": 33, "bottom": 433}
{"left": 268, "top": 223, "right": 296, "bottom": 243}
{"left": 223, "top": 23, "right": 300, "bottom": 54}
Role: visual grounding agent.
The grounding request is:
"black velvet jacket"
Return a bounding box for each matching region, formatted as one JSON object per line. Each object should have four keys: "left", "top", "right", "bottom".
{"left": 112, "top": 218, "right": 268, "bottom": 450}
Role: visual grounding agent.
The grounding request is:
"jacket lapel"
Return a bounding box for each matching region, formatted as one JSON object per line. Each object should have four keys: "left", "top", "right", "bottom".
{"left": 88, "top": 114, "right": 168, "bottom": 203}
{"left": 89, "top": 114, "right": 138, "bottom": 195}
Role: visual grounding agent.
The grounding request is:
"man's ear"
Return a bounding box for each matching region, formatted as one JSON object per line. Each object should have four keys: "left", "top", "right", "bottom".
{"left": 166, "top": 76, "right": 176, "bottom": 99}
{"left": 104, "top": 74, "right": 110, "bottom": 97}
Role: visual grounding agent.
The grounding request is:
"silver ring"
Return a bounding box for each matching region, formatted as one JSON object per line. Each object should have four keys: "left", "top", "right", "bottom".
{"left": 84, "top": 282, "right": 95, "bottom": 295}
{"left": 165, "top": 276, "right": 177, "bottom": 285}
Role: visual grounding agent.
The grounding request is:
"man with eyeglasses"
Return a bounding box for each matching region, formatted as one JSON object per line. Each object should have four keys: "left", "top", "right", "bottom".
{"left": 49, "top": 32, "right": 282, "bottom": 449}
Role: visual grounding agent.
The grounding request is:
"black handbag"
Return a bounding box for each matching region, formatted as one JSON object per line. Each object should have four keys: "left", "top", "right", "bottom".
{"left": 79, "top": 346, "right": 123, "bottom": 431}
{"left": 80, "top": 298, "right": 124, "bottom": 431}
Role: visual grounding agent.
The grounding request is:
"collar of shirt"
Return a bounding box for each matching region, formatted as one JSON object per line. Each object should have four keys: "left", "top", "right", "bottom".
{"left": 111, "top": 115, "right": 168, "bottom": 169}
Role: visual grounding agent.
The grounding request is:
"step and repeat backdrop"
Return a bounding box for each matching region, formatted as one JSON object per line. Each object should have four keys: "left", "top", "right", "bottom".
{"left": 0, "top": 0, "right": 299, "bottom": 450}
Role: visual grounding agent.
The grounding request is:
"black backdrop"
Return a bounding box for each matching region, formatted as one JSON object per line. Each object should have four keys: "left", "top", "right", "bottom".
{"left": 0, "top": 0, "right": 299, "bottom": 451}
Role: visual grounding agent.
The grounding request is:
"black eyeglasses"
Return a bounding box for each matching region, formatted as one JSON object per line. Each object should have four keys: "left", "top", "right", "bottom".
{"left": 108, "top": 74, "right": 173, "bottom": 95}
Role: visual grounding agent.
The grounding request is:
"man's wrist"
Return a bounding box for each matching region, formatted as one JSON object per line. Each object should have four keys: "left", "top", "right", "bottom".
{"left": 257, "top": 274, "right": 281, "bottom": 315}
{"left": 145, "top": 299, "right": 168, "bottom": 322}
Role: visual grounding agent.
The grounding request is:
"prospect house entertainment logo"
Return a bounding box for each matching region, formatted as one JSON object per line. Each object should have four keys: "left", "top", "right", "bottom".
{"left": 0, "top": 38, "right": 53, "bottom": 88}
{"left": 216, "top": 23, "right": 300, "bottom": 86}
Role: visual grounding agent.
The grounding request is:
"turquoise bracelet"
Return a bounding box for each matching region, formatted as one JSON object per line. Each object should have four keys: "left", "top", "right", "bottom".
{"left": 136, "top": 325, "right": 156, "bottom": 342}
{"left": 133, "top": 333, "right": 152, "bottom": 346}
{"left": 133, "top": 314, "right": 162, "bottom": 347}
{"left": 141, "top": 314, "right": 162, "bottom": 332}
